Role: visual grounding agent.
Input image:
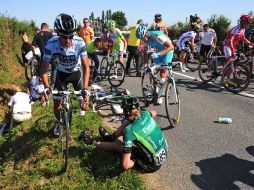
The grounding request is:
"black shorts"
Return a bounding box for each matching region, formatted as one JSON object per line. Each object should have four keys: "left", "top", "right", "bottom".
{"left": 131, "top": 142, "right": 161, "bottom": 173}
{"left": 54, "top": 70, "right": 83, "bottom": 92}
{"left": 200, "top": 44, "right": 211, "bottom": 57}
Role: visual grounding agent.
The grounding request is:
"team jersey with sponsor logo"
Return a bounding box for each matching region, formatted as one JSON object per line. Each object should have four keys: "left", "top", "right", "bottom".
{"left": 43, "top": 36, "right": 87, "bottom": 73}
{"left": 123, "top": 110, "right": 168, "bottom": 166}
{"left": 147, "top": 31, "right": 172, "bottom": 52}
{"left": 179, "top": 31, "right": 197, "bottom": 44}
{"left": 224, "top": 25, "right": 245, "bottom": 48}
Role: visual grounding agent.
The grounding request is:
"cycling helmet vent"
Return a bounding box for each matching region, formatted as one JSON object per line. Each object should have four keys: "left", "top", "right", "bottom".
{"left": 54, "top": 13, "right": 77, "bottom": 36}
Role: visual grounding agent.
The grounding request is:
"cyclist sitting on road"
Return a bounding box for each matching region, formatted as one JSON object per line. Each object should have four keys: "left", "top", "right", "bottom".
{"left": 154, "top": 13, "right": 168, "bottom": 36}
{"left": 106, "top": 20, "right": 127, "bottom": 64}
{"left": 136, "top": 23, "right": 174, "bottom": 104}
{"left": 85, "top": 97, "right": 168, "bottom": 173}
{"left": 223, "top": 14, "right": 254, "bottom": 63}
{"left": 86, "top": 38, "right": 107, "bottom": 82}
{"left": 177, "top": 23, "right": 201, "bottom": 72}
{"left": 40, "top": 13, "right": 90, "bottom": 136}
{"left": 199, "top": 24, "right": 217, "bottom": 62}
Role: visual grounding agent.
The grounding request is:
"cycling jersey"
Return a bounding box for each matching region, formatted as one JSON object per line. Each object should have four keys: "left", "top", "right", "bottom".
{"left": 123, "top": 110, "right": 168, "bottom": 166}
{"left": 86, "top": 40, "right": 103, "bottom": 54}
{"left": 224, "top": 25, "right": 245, "bottom": 50}
{"left": 43, "top": 36, "right": 87, "bottom": 73}
{"left": 154, "top": 22, "right": 167, "bottom": 34}
{"left": 108, "top": 28, "right": 125, "bottom": 52}
{"left": 147, "top": 31, "right": 174, "bottom": 65}
{"left": 178, "top": 31, "right": 197, "bottom": 51}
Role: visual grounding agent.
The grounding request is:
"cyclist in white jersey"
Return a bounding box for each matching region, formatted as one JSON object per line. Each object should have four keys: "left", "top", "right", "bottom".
{"left": 40, "top": 13, "right": 90, "bottom": 135}
{"left": 177, "top": 23, "right": 201, "bottom": 72}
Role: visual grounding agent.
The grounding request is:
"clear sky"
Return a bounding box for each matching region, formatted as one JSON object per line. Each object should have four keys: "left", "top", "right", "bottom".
{"left": 0, "top": 0, "right": 253, "bottom": 29}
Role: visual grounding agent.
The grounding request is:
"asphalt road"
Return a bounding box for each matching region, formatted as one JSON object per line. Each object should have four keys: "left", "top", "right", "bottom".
{"left": 95, "top": 57, "right": 254, "bottom": 190}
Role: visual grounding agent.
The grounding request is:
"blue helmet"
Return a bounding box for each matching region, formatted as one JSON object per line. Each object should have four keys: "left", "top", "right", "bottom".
{"left": 136, "top": 23, "right": 148, "bottom": 39}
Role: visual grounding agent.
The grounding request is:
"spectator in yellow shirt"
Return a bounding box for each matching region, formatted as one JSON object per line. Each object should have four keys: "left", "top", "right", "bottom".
{"left": 154, "top": 14, "right": 168, "bottom": 36}
{"left": 126, "top": 19, "right": 143, "bottom": 77}
{"left": 79, "top": 18, "right": 94, "bottom": 44}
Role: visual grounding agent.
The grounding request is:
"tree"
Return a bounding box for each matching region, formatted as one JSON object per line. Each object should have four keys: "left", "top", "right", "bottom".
{"left": 89, "top": 12, "right": 94, "bottom": 22}
{"left": 167, "top": 22, "right": 188, "bottom": 40}
{"left": 207, "top": 14, "right": 231, "bottom": 45}
{"left": 111, "top": 11, "right": 128, "bottom": 28}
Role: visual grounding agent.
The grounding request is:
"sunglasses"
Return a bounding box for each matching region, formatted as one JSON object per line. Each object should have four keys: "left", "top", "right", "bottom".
{"left": 61, "top": 35, "right": 74, "bottom": 40}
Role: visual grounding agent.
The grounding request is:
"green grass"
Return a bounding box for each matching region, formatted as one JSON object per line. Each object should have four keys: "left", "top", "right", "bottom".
{"left": 0, "top": 99, "right": 146, "bottom": 190}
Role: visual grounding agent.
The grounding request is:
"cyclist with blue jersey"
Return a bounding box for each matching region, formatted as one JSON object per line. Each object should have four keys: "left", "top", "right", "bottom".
{"left": 40, "top": 13, "right": 90, "bottom": 135}
{"left": 136, "top": 23, "right": 174, "bottom": 104}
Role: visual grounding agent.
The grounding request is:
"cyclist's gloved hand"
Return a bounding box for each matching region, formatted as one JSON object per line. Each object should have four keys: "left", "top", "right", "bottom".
{"left": 82, "top": 88, "right": 90, "bottom": 97}
{"left": 152, "top": 53, "right": 160, "bottom": 59}
{"left": 44, "top": 87, "right": 51, "bottom": 95}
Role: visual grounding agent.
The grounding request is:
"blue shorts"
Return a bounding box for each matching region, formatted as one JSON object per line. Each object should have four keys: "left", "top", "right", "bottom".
{"left": 153, "top": 51, "right": 174, "bottom": 68}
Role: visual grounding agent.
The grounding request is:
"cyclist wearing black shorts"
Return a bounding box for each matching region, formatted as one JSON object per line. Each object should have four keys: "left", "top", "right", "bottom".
{"left": 40, "top": 13, "right": 90, "bottom": 135}
{"left": 95, "top": 97, "right": 168, "bottom": 172}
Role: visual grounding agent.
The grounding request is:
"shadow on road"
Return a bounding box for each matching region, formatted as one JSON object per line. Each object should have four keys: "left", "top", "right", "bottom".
{"left": 191, "top": 148, "right": 254, "bottom": 189}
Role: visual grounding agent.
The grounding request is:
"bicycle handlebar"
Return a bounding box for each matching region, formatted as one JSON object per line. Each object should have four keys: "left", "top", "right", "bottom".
{"left": 51, "top": 90, "right": 82, "bottom": 95}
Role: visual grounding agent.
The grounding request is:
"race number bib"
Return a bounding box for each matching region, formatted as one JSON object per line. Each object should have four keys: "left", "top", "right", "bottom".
{"left": 155, "top": 148, "right": 167, "bottom": 165}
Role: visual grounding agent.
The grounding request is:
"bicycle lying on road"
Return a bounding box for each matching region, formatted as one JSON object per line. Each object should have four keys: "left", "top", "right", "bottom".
{"left": 141, "top": 62, "right": 180, "bottom": 127}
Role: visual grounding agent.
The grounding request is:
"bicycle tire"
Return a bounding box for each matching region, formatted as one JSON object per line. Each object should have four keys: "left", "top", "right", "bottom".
{"left": 198, "top": 58, "right": 218, "bottom": 83}
{"left": 108, "top": 61, "right": 126, "bottom": 87}
{"left": 100, "top": 57, "right": 109, "bottom": 79}
{"left": 222, "top": 63, "right": 250, "bottom": 93}
{"left": 141, "top": 69, "right": 156, "bottom": 106}
{"left": 185, "top": 51, "right": 200, "bottom": 72}
{"left": 165, "top": 82, "right": 180, "bottom": 127}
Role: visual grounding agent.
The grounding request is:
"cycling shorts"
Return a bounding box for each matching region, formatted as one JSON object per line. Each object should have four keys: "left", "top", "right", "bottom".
{"left": 54, "top": 70, "right": 83, "bottom": 100}
{"left": 131, "top": 142, "right": 162, "bottom": 173}
{"left": 153, "top": 51, "right": 174, "bottom": 68}
{"left": 223, "top": 45, "right": 234, "bottom": 57}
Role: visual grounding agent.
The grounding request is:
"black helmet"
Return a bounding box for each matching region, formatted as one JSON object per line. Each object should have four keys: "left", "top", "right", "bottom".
{"left": 54, "top": 13, "right": 77, "bottom": 36}
{"left": 121, "top": 96, "right": 140, "bottom": 116}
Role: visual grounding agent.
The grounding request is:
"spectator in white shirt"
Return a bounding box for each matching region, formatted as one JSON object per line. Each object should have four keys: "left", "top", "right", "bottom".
{"left": 0, "top": 85, "right": 32, "bottom": 135}
{"left": 199, "top": 24, "right": 217, "bottom": 62}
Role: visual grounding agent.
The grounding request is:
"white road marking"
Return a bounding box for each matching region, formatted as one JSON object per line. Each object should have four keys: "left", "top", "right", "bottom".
{"left": 173, "top": 71, "right": 254, "bottom": 98}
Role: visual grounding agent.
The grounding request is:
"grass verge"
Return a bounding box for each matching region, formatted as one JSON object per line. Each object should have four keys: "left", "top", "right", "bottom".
{"left": 0, "top": 99, "right": 146, "bottom": 190}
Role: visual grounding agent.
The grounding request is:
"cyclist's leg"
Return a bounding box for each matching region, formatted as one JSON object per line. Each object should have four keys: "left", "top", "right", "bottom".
{"left": 88, "top": 53, "right": 100, "bottom": 79}
{"left": 53, "top": 71, "right": 67, "bottom": 120}
{"left": 126, "top": 45, "right": 133, "bottom": 73}
{"left": 160, "top": 52, "right": 174, "bottom": 81}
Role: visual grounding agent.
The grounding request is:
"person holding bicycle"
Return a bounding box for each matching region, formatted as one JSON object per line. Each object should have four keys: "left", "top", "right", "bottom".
{"left": 106, "top": 20, "right": 127, "bottom": 64}
{"left": 87, "top": 97, "right": 168, "bottom": 173}
{"left": 223, "top": 14, "right": 254, "bottom": 63}
{"left": 40, "top": 13, "right": 90, "bottom": 135}
{"left": 136, "top": 23, "right": 174, "bottom": 104}
{"left": 86, "top": 38, "right": 107, "bottom": 82}
{"left": 177, "top": 23, "right": 201, "bottom": 72}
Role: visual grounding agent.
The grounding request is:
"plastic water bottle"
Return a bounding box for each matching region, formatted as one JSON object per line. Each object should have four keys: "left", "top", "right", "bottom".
{"left": 218, "top": 117, "right": 232, "bottom": 124}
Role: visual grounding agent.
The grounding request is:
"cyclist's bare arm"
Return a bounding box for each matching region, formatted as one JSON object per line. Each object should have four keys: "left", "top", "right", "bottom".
{"left": 40, "top": 60, "right": 50, "bottom": 88}
{"left": 158, "top": 40, "right": 174, "bottom": 56}
{"left": 213, "top": 36, "right": 217, "bottom": 48}
{"left": 191, "top": 38, "right": 195, "bottom": 51}
{"left": 242, "top": 36, "right": 254, "bottom": 46}
{"left": 122, "top": 153, "right": 135, "bottom": 170}
{"left": 81, "top": 57, "right": 90, "bottom": 89}
{"left": 121, "top": 36, "right": 127, "bottom": 50}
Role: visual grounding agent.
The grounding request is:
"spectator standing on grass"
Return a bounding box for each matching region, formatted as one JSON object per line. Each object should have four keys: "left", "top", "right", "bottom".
{"left": 32, "top": 23, "right": 53, "bottom": 60}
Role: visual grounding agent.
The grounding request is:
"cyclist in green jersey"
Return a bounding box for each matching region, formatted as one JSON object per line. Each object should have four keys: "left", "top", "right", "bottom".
{"left": 93, "top": 97, "right": 168, "bottom": 172}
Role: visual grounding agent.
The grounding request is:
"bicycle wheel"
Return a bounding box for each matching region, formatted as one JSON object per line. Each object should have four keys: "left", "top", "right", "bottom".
{"left": 141, "top": 69, "right": 156, "bottom": 106}
{"left": 108, "top": 61, "right": 126, "bottom": 87}
{"left": 165, "top": 81, "right": 180, "bottom": 127}
{"left": 198, "top": 58, "right": 218, "bottom": 83}
{"left": 100, "top": 57, "right": 109, "bottom": 79}
{"left": 222, "top": 63, "right": 250, "bottom": 93}
{"left": 185, "top": 51, "right": 200, "bottom": 71}
{"left": 60, "top": 111, "right": 70, "bottom": 170}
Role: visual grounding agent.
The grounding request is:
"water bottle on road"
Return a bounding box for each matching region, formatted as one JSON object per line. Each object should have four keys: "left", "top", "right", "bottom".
{"left": 218, "top": 117, "right": 232, "bottom": 124}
